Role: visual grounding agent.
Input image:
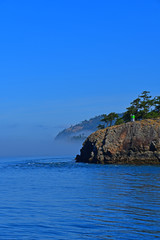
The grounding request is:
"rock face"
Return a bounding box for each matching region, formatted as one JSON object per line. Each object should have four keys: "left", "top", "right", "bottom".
{"left": 76, "top": 119, "right": 160, "bottom": 164}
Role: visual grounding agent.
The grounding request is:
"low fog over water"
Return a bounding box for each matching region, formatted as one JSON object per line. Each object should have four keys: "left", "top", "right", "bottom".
{"left": 0, "top": 123, "right": 83, "bottom": 157}
{"left": 0, "top": 138, "right": 82, "bottom": 158}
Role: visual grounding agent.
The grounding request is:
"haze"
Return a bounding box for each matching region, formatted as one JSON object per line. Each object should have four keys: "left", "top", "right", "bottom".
{"left": 0, "top": 0, "right": 160, "bottom": 157}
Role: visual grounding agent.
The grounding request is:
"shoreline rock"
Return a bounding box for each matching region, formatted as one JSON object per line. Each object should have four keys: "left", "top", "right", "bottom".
{"left": 75, "top": 119, "right": 160, "bottom": 165}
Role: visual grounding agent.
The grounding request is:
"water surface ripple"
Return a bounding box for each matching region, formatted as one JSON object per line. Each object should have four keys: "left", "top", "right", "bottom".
{"left": 0, "top": 156, "right": 159, "bottom": 239}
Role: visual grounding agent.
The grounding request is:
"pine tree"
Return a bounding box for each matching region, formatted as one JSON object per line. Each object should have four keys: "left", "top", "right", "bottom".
{"left": 138, "top": 91, "right": 153, "bottom": 119}
{"left": 97, "top": 124, "right": 105, "bottom": 129}
{"left": 154, "top": 96, "right": 160, "bottom": 113}
{"left": 107, "top": 112, "right": 119, "bottom": 126}
{"left": 100, "top": 114, "right": 109, "bottom": 128}
{"left": 115, "top": 117, "right": 124, "bottom": 125}
{"left": 98, "top": 91, "right": 160, "bottom": 130}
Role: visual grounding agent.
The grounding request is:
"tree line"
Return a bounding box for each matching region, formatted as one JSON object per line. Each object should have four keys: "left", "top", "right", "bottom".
{"left": 97, "top": 91, "right": 160, "bottom": 129}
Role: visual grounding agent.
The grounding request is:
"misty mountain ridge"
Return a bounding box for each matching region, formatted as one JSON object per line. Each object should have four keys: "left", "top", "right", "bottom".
{"left": 55, "top": 114, "right": 122, "bottom": 142}
{"left": 55, "top": 115, "right": 103, "bottom": 141}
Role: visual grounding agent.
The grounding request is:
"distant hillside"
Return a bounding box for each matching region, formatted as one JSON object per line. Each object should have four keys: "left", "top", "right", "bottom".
{"left": 55, "top": 115, "right": 103, "bottom": 141}
{"left": 56, "top": 91, "right": 160, "bottom": 142}
{"left": 55, "top": 114, "right": 123, "bottom": 141}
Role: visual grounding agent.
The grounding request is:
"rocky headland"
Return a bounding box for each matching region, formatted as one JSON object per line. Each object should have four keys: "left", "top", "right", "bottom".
{"left": 76, "top": 118, "right": 160, "bottom": 164}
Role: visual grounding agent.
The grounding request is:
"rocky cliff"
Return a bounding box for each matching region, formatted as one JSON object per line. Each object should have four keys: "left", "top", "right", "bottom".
{"left": 76, "top": 119, "right": 160, "bottom": 164}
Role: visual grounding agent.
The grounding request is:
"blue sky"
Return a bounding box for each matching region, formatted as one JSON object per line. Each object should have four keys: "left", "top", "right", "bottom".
{"left": 0, "top": 0, "right": 160, "bottom": 156}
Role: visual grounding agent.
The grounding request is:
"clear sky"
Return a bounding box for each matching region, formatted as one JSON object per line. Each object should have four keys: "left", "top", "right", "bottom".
{"left": 0, "top": 0, "right": 160, "bottom": 157}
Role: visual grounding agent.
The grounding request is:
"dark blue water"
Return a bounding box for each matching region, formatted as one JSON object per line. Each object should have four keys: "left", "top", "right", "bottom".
{"left": 0, "top": 156, "right": 160, "bottom": 240}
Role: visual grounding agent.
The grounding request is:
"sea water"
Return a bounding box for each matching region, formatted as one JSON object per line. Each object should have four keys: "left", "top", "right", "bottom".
{"left": 0, "top": 156, "right": 159, "bottom": 240}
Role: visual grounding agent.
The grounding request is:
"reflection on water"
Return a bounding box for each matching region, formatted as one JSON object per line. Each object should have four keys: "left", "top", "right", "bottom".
{"left": 0, "top": 157, "right": 159, "bottom": 240}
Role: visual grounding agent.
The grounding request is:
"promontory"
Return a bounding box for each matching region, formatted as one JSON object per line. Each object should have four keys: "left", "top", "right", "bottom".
{"left": 76, "top": 118, "right": 160, "bottom": 164}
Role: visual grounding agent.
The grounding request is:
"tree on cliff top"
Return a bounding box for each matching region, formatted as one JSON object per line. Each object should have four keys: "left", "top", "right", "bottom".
{"left": 107, "top": 112, "right": 119, "bottom": 126}
{"left": 97, "top": 124, "right": 105, "bottom": 130}
{"left": 154, "top": 96, "right": 160, "bottom": 113}
{"left": 100, "top": 114, "right": 109, "bottom": 128}
{"left": 99, "top": 91, "right": 160, "bottom": 129}
{"left": 99, "top": 112, "right": 118, "bottom": 129}
{"left": 122, "top": 91, "right": 158, "bottom": 122}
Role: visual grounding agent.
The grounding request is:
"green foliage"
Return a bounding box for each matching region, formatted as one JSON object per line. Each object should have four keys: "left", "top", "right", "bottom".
{"left": 99, "top": 91, "right": 160, "bottom": 129}
{"left": 122, "top": 91, "right": 160, "bottom": 122}
{"left": 115, "top": 117, "right": 124, "bottom": 125}
{"left": 100, "top": 112, "right": 119, "bottom": 128}
{"left": 97, "top": 124, "right": 105, "bottom": 129}
{"left": 101, "top": 114, "right": 109, "bottom": 127}
{"left": 144, "top": 111, "right": 160, "bottom": 119}
{"left": 154, "top": 96, "right": 160, "bottom": 113}
{"left": 107, "top": 112, "right": 119, "bottom": 126}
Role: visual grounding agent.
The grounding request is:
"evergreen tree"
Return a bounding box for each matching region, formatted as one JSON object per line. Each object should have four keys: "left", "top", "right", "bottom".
{"left": 154, "top": 96, "right": 160, "bottom": 113}
{"left": 97, "top": 124, "right": 105, "bottom": 129}
{"left": 98, "top": 91, "right": 160, "bottom": 130}
{"left": 100, "top": 113, "right": 118, "bottom": 127}
{"left": 138, "top": 91, "right": 153, "bottom": 119}
{"left": 100, "top": 114, "right": 109, "bottom": 128}
{"left": 115, "top": 117, "right": 124, "bottom": 125}
{"left": 107, "top": 112, "right": 119, "bottom": 126}
{"left": 122, "top": 91, "right": 156, "bottom": 122}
